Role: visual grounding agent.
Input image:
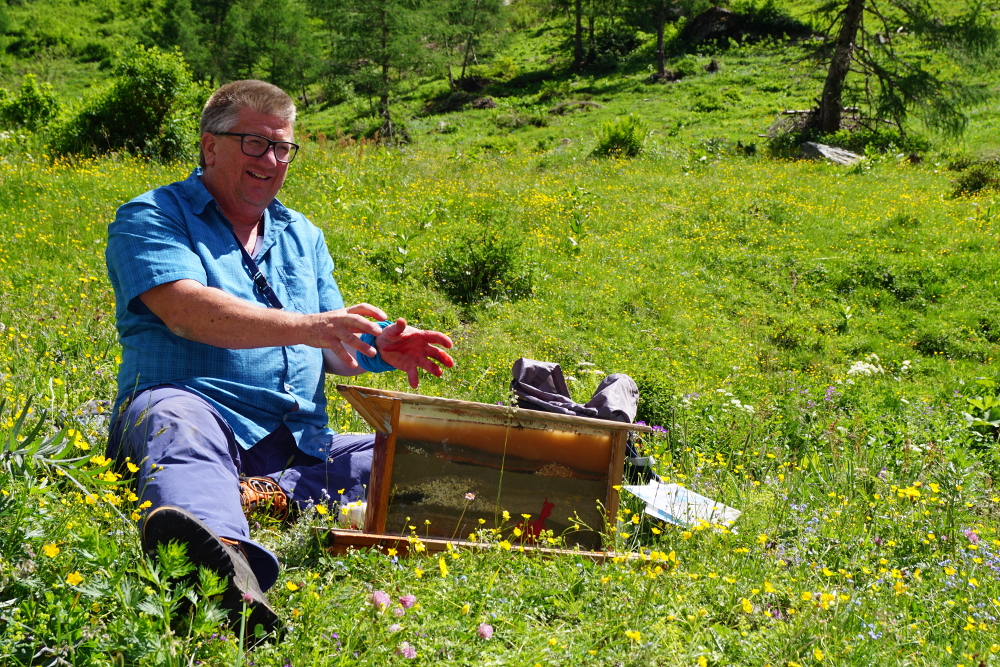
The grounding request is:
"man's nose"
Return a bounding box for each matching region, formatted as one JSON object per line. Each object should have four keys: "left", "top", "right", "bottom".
{"left": 253, "top": 145, "right": 280, "bottom": 167}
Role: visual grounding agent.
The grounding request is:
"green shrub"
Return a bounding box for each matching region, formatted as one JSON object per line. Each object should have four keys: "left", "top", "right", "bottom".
{"left": 692, "top": 90, "right": 727, "bottom": 113}
{"left": 832, "top": 258, "right": 946, "bottom": 303}
{"left": 592, "top": 115, "right": 648, "bottom": 158}
{"left": 670, "top": 55, "right": 702, "bottom": 79}
{"left": 493, "top": 112, "right": 548, "bottom": 130}
{"left": 348, "top": 115, "right": 387, "bottom": 140}
{"left": 478, "top": 56, "right": 519, "bottom": 81}
{"left": 952, "top": 160, "right": 1000, "bottom": 196}
{"left": 768, "top": 123, "right": 932, "bottom": 157}
{"left": 51, "top": 45, "right": 206, "bottom": 160}
{"left": 587, "top": 25, "right": 643, "bottom": 70}
{"left": 472, "top": 134, "right": 520, "bottom": 154}
{"left": 432, "top": 225, "right": 533, "bottom": 306}
{"left": 537, "top": 80, "right": 571, "bottom": 102}
{"left": 0, "top": 75, "right": 60, "bottom": 131}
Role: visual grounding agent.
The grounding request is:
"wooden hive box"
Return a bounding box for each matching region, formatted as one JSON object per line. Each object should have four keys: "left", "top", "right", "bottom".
{"left": 334, "top": 385, "right": 652, "bottom": 551}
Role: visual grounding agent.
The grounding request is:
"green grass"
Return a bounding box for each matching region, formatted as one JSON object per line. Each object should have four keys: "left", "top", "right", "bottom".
{"left": 1, "top": 135, "right": 1000, "bottom": 665}
{"left": 1, "top": 2, "right": 1000, "bottom": 664}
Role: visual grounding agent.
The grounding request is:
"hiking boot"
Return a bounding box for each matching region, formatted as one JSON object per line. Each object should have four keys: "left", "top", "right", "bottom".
{"left": 239, "top": 476, "right": 291, "bottom": 523}
{"left": 142, "top": 505, "right": 281, "bottom": 634}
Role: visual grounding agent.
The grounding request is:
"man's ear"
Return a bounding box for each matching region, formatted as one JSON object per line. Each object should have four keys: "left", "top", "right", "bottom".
{"left": 201, "top": 132, "right": 217, "bottom": 167}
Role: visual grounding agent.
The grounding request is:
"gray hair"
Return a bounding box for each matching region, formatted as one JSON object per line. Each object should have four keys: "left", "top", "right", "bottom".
{"left": 199, "top": 80, "right": 296, "bottom": 167}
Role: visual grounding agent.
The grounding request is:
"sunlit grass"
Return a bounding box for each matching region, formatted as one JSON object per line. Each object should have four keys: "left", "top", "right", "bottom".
{"left": 1, "top": 144, "right": 999, "bottom": 665}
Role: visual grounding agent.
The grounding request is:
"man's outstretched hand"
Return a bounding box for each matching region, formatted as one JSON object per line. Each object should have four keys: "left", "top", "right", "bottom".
{"left": 375, "top": 318, "right": 454, "bottom": 388}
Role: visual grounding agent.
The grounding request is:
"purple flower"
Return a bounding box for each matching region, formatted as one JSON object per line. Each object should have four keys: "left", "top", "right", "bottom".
{"left": 964, "top": 529, "right": 980, "bottom": 544}
{"left": 370, "top": 590, "right": 391, "bottom": 611}
{"left": 477, "top": 623, "right": 494, "bottom": 639}
{"left": 393, "top": 607, "right": 405, "bottom": 618}
{"left": 396, "top": 642, "right": 417, "bottom": 659}
{"left": 241, "top": 592, "right": 254, "bottom": 604}
{"left": 389, "top": 623, "right": 402, "bottom": 633}
{"left": 399, "top": 594, "right": 417, "bottom": 609}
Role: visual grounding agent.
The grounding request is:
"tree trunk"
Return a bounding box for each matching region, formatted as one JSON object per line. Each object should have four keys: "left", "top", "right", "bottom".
{"left": 380, "top": 61, "right": 390, "bottom": 115}
{"left": 655, "top": 6, "right": 666, "bottom": 78}
{"left": 379, "top": 5, "right": 390, "bottom": 116}
{"left": 460, "top": 0, "right": 481, "bottom": 79}
{"left": 573, "top": 0, "right": 584, "bottom": 69}
{"left": 818, "top": 0, "right": 865, "bottom": 133}
{"left": 587, "top": 12, "right": 595, "bottom": 56}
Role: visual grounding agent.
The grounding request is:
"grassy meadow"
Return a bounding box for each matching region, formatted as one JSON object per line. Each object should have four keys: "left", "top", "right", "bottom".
{"left": 2, "top": 2, "right": 1000, "bottom": 661}
{"left": 1, "top": 134, "right": 1000, "bottom": 666}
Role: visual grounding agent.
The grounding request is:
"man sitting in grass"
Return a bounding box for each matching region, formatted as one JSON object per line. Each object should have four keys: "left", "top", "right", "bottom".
{"left": 104, "top": 80, "right": 454, "bottom": 632}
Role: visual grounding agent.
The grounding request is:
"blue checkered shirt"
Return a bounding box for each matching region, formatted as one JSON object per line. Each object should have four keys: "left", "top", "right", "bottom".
{"left": 106, "top": 168, "right": 345, "bottom": 458}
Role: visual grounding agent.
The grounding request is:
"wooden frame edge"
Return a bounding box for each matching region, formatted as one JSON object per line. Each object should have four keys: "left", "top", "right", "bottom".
{"left": 317, "top": 528, "right": 633, "bottom": 562}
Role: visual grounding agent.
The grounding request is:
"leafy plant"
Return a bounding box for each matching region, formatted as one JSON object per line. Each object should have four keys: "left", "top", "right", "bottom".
{"left": 371, "top": 209, "right": 437, "bottom": 282}
{"left": 964, "top": 393, "right": 1000, "bottom": 438}
{"left": 0, "top": 75, "right": 60, "bottom": 131}
{"left": 592, "top": 114, "right": 647, "bottom": 158}
{"left": 536, "top": 79, "right": 571, "bottom": 102}
{"left": 51, "top": 45, "right": 206, "bottom": 160}
{"left": 432, "top": 224, "right": 532, "bottom": 306}
{"left": 0, "top": 398, "right": 124, "bottom": 500}
{"left": 492, "top": 112, "right": 548, "bottom": 130}
{"left": 952, "top": 160, "right": 1000, "bottom": 196}
{"left": 563, "top": 185, "right": 592, "bottom": 255}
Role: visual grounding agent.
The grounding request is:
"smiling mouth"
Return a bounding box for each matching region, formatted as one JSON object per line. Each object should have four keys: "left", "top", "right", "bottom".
{"left": 247, "top": 170, "right": 270, "bottom": 180}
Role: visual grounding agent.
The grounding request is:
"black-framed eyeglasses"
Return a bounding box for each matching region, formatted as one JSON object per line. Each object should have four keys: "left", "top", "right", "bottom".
{"left": 214, "top": 132, "right": 300, "bottom": 163}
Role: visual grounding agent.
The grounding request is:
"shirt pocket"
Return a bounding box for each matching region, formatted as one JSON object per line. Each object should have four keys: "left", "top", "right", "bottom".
{"left": 275, "top": 263, "right": 318, "bottom": 313}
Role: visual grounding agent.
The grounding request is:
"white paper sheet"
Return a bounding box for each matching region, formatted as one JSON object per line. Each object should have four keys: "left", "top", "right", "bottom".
{"left": 622, "top": 481, "right": 741, "bottom": 527}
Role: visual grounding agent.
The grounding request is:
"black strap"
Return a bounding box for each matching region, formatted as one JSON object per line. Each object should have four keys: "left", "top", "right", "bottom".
{"left": 231, "top": 228, "right": 284, "bottom": 310}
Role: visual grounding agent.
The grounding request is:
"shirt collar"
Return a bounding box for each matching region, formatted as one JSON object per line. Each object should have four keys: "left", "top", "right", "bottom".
{"left": 180, "top": 167, "right": 294, "bottom": 228}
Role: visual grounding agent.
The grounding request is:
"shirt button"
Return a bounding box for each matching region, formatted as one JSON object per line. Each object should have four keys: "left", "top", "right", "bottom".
{"left": 282, "top": 415, "right": 288, "bottom": 421}
{"left": 284, "top": 383, "right": 292, "bottom": 391}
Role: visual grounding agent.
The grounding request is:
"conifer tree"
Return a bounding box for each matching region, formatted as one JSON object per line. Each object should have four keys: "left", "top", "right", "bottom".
{"left": 310, "top": 0, "right": 439, "bottom": 139}
{"left": 815, "top": 0, "right": 999, "bottom": 136}
{"left": 445, "top": 0, "right": 507, "bottom": 79}
{"left": 621, "top": 0, "right": 706, "bottom": 78}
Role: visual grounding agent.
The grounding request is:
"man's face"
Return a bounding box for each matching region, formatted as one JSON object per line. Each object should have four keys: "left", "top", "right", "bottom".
{"left": 201, "top": 107, "right": 293, "bottom": 212}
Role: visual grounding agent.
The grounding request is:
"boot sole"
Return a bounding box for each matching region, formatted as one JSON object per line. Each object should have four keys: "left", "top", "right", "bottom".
{"left": 142, "top": 505, "right": 281, "bottom": 634}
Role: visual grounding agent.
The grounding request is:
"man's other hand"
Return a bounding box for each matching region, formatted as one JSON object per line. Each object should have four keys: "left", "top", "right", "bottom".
{"left": 375, "top": 318, "right": 454, "bottom": 388}
{"left": 308, "top": 303, "right": 388, "bottom": 368}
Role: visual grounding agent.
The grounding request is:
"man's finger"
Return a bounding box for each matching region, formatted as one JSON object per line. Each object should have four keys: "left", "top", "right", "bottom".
{"left": 424, "top": 346, "right": 454, "bottom": 367}
{"left": 332, "top": 340, "right": 359, "bottom": 368}
{"left": 416, "top": 357, "right": 444, "bottom": 377}
{"left": 378, "top": 317, "right": 407, "bottom": 339}
{"left": 346, "top": 303, "right": 388, "bottom": 321}
{"left": 416, "top": 330, "right": 453, "bottom": 348}
{"left": 338, "top": 331, "right": 377, "bottom": 358}
{"left": 405, "top": 367, "right": 420, "bottom": 389}
{"left": 336, "top": 313, "right": 384, "bottom": 336}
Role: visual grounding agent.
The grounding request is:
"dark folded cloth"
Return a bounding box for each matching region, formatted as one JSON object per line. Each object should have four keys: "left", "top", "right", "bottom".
{"left": 510, "top": 358, "right": 638, "bottom": 424}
